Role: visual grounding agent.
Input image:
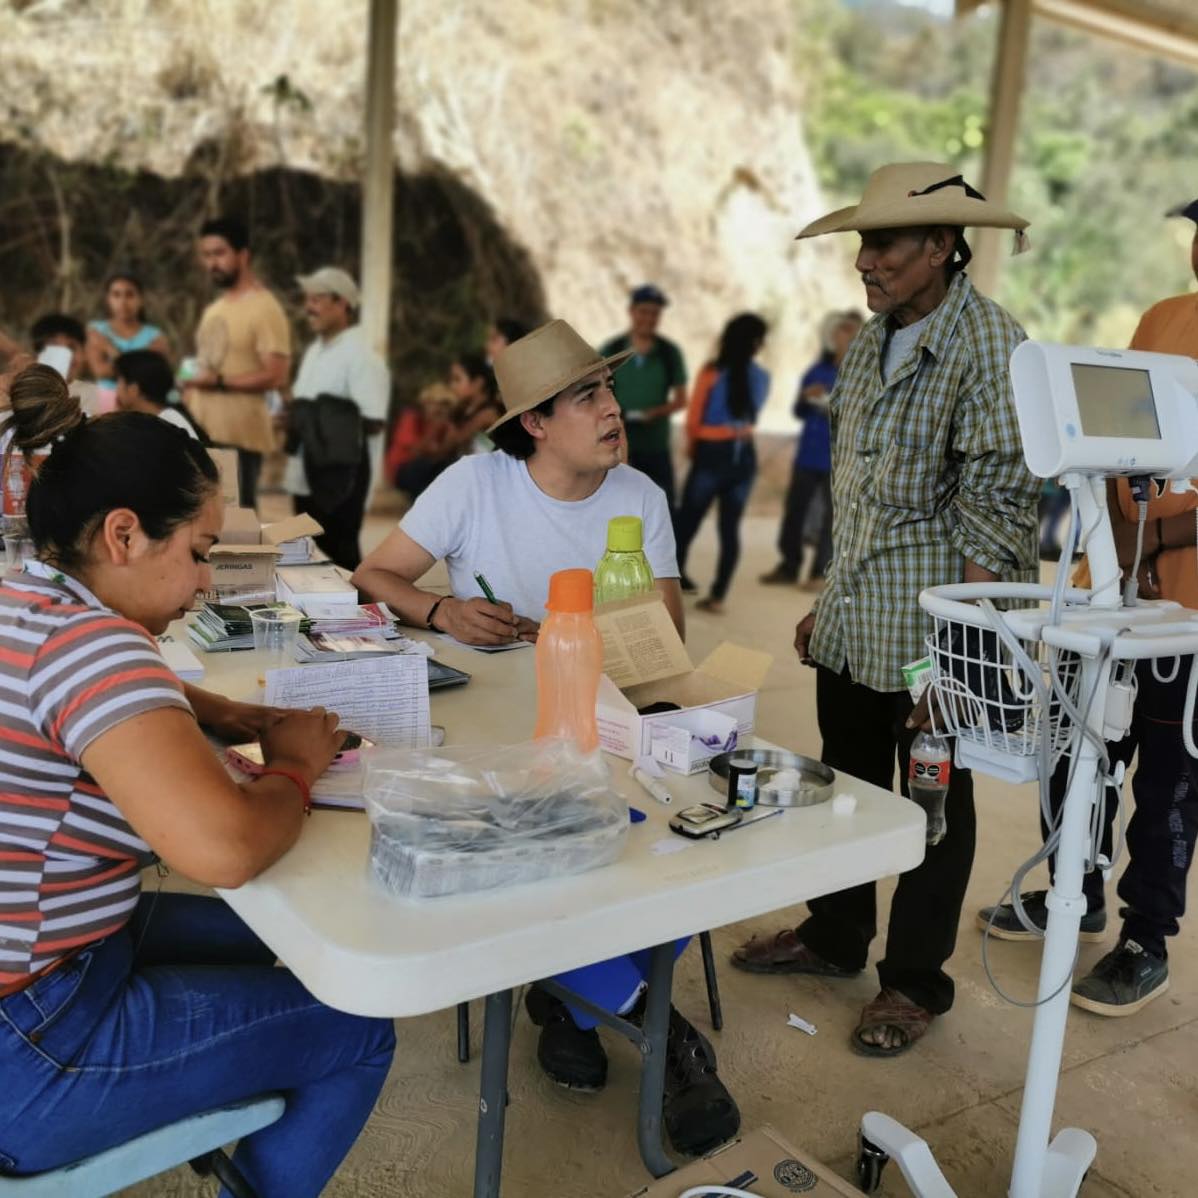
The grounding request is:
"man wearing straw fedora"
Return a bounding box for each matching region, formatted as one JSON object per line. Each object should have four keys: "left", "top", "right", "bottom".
{"left": 732, "top": 163, "right": 1040, "bottom": 1056}
{"left": 354, "top": 321, "right": 738, "bottom": 1154}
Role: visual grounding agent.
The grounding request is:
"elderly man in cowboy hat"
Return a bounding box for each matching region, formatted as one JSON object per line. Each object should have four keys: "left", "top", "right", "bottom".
{"left": 353, "top": 322, "right": 740, "bottom": 1154}
{"left": 732, "top": 162, "right": 1040, "bottom": 1056}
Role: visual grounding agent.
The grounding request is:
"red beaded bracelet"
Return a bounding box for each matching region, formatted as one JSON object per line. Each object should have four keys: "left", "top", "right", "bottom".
{"left": 260, "top": 767, "right": 313, "bottom": 815}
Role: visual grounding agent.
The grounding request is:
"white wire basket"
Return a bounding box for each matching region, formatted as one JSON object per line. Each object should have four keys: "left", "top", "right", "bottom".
{"left": 919, "top": 584, "right": 1083, "bottom": 781}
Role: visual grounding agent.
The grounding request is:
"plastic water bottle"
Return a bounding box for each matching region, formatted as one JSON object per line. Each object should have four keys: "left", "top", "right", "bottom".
{"left": 534, "top": 568, "right": 604, "bottom": 753}
{"left": 594, "top": 516, "right": 655, "bottom": 606}
{"left": 908, "top": 732, "right": 950, "bottom": 846}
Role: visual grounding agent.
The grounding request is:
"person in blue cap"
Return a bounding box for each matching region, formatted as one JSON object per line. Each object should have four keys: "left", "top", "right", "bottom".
{"left": 601, "top": 284, "right": 688, "bottom": 516}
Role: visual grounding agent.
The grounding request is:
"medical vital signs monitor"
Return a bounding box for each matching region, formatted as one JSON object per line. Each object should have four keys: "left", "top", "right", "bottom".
{"left": 1010, "top": 341, "right": 1198, "bottom": 479}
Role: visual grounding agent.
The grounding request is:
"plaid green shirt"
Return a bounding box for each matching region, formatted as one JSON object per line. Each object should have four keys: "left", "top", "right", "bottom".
{"left": 809, "top": 272, "right": 1039, "bottom": 693}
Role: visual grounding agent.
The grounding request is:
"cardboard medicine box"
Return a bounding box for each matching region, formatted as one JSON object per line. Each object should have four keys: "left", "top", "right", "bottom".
{"left": 209, "top": 511, "right": 321, "bottom": 591}
{"left": 594, "top": 592, "right": 771, "bottom": 764}
{"left": 626, "top": 1125, "right": 863, "bottom": 1197}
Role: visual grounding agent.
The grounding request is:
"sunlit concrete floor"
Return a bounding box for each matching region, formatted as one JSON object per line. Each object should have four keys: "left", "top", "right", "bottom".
{"left": 128, "top": 511, "right": 1197, "bottom": 1198}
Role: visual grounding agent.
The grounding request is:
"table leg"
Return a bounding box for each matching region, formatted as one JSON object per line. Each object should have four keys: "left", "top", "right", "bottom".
{"left": 473, "top": 989, "right": 513, "bottom": 1198}
{"left": 636, "top": 942, "right": 678, "bottom": 1179}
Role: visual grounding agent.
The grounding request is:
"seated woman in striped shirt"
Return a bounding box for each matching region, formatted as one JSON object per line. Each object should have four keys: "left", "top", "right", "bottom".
{"left": 0, "top": 394, "right": 395, "bottom": 1195}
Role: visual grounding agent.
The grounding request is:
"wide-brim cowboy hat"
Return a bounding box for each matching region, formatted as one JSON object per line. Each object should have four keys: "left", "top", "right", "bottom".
{"left": 796, "top": 161, "right": 1029, "bottom": 240}
{"left": 489, "top": 319, "right": 633, "bottom": 433}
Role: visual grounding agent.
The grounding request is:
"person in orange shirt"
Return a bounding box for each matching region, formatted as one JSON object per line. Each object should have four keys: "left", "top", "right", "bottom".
{"left": 980, "top": 198, "right": 1198, "bottom": 1016}
{"left": 672, "top": 313, "right": 769, "bottom": 613}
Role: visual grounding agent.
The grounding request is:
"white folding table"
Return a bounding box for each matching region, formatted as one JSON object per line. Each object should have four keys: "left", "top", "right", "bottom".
{"left": 183, "top": 626, "right": 925, "bottom": 1196}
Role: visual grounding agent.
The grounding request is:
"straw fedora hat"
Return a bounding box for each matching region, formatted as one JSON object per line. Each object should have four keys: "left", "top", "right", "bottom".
{"left": 489, "top": 319, "right": 633, "bottom": 433}
{"left": 797, "top": 161, "right": 1029, "bottom": 240}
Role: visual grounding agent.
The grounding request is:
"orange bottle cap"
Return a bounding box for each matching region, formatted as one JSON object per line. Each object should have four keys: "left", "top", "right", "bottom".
{"left": 545, "top": 568, "right": 594, "bottom": 613}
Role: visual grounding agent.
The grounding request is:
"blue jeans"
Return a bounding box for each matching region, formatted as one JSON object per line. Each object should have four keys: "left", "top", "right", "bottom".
{"left": 0, "top": 893, "right": 396, "bottom": 1197}
{"left": 553, "top": 940, "right": 690, "bottom": 1029}
{"left": 675, "top": 440, "right": 757, "bottom": 600}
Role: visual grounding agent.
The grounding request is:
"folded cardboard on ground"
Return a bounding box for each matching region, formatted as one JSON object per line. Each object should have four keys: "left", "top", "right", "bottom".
{"left": 594, "top": 591, "right": 771, "bottom": 762}
{"left": 626, "top": 1124, "right": 861, "bottom": 1196}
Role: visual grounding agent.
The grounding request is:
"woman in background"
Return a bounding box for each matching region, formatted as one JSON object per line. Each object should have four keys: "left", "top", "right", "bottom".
{"left": 673, "top": 313, "right": 770, "bottom": 614}
{"left": 395, "top": 352, "right": 503, "bottom": 498}
{"left": 760, "top": 309, "right": 863, "bottom": 591}
{"left": 85, "top": 272, "right": 171, "bottom": 413}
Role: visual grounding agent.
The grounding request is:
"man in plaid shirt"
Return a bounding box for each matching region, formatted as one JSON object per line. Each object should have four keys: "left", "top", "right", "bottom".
{"left": 733, "top": 163, "right": 1039, "bottom": 1055}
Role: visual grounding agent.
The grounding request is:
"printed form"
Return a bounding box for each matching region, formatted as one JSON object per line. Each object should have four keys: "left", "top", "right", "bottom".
{"left": 265, "top": 656, "right": 433, "bottom": 748}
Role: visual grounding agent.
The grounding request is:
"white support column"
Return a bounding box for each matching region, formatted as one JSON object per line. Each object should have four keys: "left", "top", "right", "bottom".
{"left": 361, "top": 0, "right": 398, "bottom": 359}
{"left": 972, "top": 0, "right": 1032, "bottom": 297}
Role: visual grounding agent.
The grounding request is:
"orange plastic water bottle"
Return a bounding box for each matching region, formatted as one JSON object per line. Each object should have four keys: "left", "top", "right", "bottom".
{"left": 534, "top": 568, "right": 604, "bottom": 753}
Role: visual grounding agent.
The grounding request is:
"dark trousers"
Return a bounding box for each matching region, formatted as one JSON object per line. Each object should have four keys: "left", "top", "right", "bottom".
{"left": 236, "top": 449, "right": 263, "bottom": 511}
{"left": 1046, "top": 662, "right": 1198, "bottom": 959}
{"left": 674, "top": 441, "right": 757, "bottom": 601}
{"left": 628, "top": 448, "right": 676, "bottom": 512}
{"left": 777, "top": 465, "right": 832, "bottom": 580}
{"left": 295, "top": 449, "right": 371, "bottom": 572}
{"left": 798, "top": 664, "right": 977, "bottom": 1014}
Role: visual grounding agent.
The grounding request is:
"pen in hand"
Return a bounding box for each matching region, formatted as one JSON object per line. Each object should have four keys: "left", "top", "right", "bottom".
{"left": 474, "top": 572, "right": 500, "bottom": 605}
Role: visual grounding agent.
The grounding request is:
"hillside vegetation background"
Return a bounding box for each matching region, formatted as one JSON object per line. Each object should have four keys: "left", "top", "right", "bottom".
{"left": 0, "top": 0, "right": 1194, "bottom": 416}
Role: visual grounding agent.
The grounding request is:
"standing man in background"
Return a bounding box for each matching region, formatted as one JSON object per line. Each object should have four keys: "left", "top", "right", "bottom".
{"left": 732, "top": 163, "right": 1039, "bottom": 1057}
{"left": 184, "top": 216, "right": 291, "bottom": 510}
{"left": 981, "top": 196, "right": 1198, "bottom": 1017}
{"left": 286, "top": 267, "right": 390, "bottom": 571}
{"left": 601, "top": 284, "right": 688, "bottom": 514}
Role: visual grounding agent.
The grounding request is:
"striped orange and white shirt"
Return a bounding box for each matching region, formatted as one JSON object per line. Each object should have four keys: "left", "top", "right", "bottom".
{"left": 0, "top": 562, "right": 191, "bottom": 983}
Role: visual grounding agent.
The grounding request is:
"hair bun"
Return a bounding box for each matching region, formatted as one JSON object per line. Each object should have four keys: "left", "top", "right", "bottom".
{"left": 5, "top": 365, "right": 83, "bottom": 454}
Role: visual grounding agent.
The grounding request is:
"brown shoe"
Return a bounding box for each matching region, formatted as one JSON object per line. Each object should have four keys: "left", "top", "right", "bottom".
{"left": 730, "top": 929, "right": 861, "bottom": 977}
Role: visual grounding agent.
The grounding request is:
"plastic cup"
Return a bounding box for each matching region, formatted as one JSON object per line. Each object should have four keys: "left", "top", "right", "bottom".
{"left": 3, "top": 535, "right": 35, "bottom": 571}
{"left": 250, "top": 608, "right": 303, "bottom": 665}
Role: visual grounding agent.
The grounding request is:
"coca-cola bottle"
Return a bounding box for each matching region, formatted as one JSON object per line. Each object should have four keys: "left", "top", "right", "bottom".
{"left": 908, "top": 731, "right": 950, "bottom": 846}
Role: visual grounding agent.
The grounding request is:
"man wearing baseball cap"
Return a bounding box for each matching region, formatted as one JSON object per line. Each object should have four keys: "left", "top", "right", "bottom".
{"left": 285, "top": 267, "right": 390, "bottom": 570}
{"left": 732, "top": 163, "right": 1040, "bottom": 1057}
{"left": 980, "top": 196, "right": 1198, "bottom": 1017}
{"left": 601, "top": 284, "right": 689, "bottom": 511}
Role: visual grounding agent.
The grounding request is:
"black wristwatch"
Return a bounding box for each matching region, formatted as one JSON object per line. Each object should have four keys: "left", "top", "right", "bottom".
{"left": 426, "top": 596, "right": 447, "bottom": 631}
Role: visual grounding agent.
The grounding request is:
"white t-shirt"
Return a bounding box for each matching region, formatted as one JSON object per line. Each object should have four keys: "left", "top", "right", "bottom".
{"left": 285, "top": 325, "right": 391, "bottom": 496}
{"left": 158, "top": 406, "right": 198, "bottom": 439}
{"left": 401, "top": 453, "right": 679, "bottom": 621}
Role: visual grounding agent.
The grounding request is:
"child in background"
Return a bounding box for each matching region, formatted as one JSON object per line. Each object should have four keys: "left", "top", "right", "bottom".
{"left": 115, "top": 350, "right": 207, "bottom": 442}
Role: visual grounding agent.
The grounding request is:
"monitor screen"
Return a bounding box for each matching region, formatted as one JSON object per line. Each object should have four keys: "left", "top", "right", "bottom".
{"left": 1071, "top": 363, "right": 1161, "bottom": 440}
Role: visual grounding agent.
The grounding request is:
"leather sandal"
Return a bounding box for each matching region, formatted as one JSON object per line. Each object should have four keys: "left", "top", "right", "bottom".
{"left": 730, "top": 929, "right": 862, "bottom": 978}
{"left": 850, "top": 988, "right": 935, "bottom": 1058}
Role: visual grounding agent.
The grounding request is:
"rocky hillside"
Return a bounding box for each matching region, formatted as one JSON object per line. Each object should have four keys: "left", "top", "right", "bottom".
{"left": 0, "top": 0, "right": 858, "bottom": 421}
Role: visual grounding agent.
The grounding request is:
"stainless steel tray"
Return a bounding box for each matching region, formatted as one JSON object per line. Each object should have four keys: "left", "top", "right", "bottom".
{"left": 707, "top": 750, "right": 835, "bottom": 808}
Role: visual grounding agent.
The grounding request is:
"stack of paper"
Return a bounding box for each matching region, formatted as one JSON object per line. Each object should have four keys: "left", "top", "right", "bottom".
{"left": 188, "top": 601, "right": 302, "bottom": 653}
{"left": 197, "top": 584, "right": 279, "bottom": 607}
{"left": 302, "top": 601, "right": 397, "bottom": 636}
{"left": 294, "top": 633, "right": 428, "bottom": 663}
{"left": 276, "top": 565, "right": 358, "bottom": 613}
{"left": 275, "top": 536, "right": 320, "bottom": 567}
